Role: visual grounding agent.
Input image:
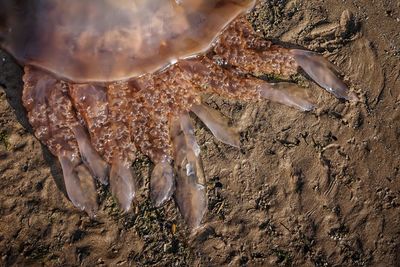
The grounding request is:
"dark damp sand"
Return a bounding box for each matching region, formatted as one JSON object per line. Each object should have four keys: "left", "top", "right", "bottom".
{"left": 0, "top": 1, "right": 399, "bottom": 266}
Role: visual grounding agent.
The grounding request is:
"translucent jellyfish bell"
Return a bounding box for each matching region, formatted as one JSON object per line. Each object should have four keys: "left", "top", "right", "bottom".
{"left": 0, "top": 0, "right": 255, "bottom": 83}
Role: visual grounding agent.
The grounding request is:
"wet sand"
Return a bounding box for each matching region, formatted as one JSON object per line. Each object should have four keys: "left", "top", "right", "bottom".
{"left": 0, "top": 1, "right": 399, "bottom": 266}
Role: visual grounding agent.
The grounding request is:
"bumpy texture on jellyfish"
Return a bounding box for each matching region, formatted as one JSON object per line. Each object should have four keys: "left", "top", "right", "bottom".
{"left": 1, "top": 0, "right": 358, "bottom": 228}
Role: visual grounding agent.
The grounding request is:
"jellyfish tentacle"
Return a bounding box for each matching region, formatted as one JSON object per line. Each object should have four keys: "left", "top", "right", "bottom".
{"left": 59, "top": 152, "right": 98, "bottom": 217}
{"left": 69, "top": 83, "right": 141, "bottom": 211}
{"left": 109, "top": 158, "right": 136, "bottom": 212}
{"left": 191, "top": 104, "right": 241, "bottom": 147}
{"left": 171, "top": 115, "right": 207, "bottom": 229}
{"left": 47, "top": 83, "right": 110, "bottom": 185}
{"left": 259, "top": 82, "right": 316, "bottom": 111}
{"left": 70, "top": 124, "right": 109, "bottom": 184}
{"left": 106, "top": 83, "right": 139, "bottom": 211}
{"left": 290, "top": 49, "right": 359, "bottom": 101}
{"left": 69, "top": 84, "right": 113, "bottom": 171}
{"left": 22, "top": 66, "right": 99, "bottom": 215}
{"left": 212, "top": 18, "right": 298, "bottom": 78}
{"left": 109, "top": 81, "right": 175, "bottom": 208}
{"left": 108, "top": 81, "right": 179, "bottom": 209}
{"left": 212, "top": 18, "right": 357, "bottom": 101}
{"left": 150, "top": 156, "right": 175, "bottom": 207}
{"left": 123, "top": 77, "right": 185, "bottom": 207}
{"left": 180, "top": 58, "right": 315, "bottom": 111}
